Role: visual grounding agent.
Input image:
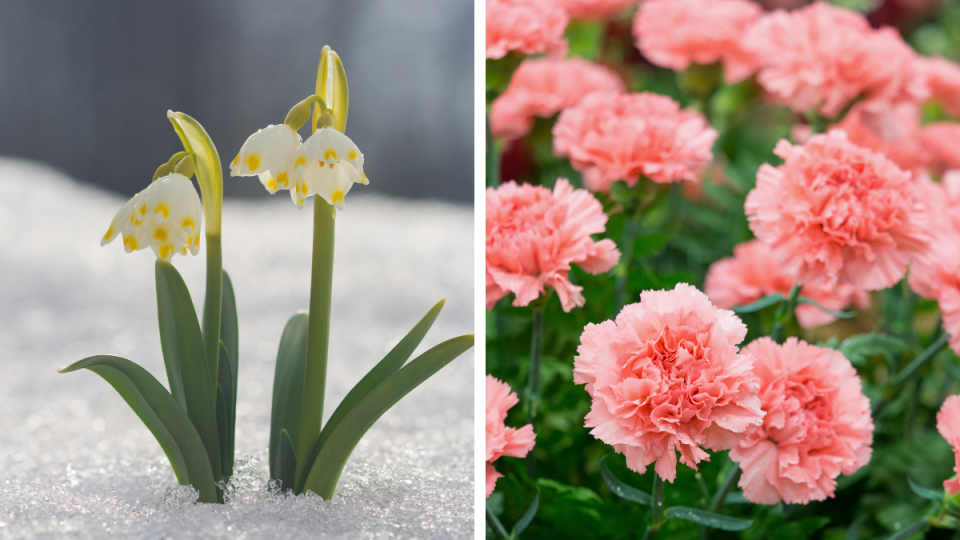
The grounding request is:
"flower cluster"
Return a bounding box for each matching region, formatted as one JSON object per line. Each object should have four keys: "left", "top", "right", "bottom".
{"left": 486, "top": 179, "right": 620, "bottom": 311}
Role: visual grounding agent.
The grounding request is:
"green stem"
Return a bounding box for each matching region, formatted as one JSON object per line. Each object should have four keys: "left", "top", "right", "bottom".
{"left": 641, "top": 526, "right": 656, "bottom": 540}
{"left": 650, "top": 473, "right": 666, "bottom": 531}
{"left": 487, "top": 118, "right": 500, "bottom": 187}
{"left": 614, "top": 211, "right": 643, "bottom": 313}
{"left": 770, "top": 283, "right": 801, "bottom": 344}
{"left": 295, "top": 196, "right": 336, "bottom": 483}
{"left": 202, "top": 234, "right": 222, "bottom": 400}
{"left": 709, "top": 464, "right": 741, "bottom": 514}
{"left": 526, "top": 305, "right": 544, "bottom": 479}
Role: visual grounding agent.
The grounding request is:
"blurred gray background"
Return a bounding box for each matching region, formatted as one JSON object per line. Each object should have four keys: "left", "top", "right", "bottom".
{"left": 0, "top": 0, "right": 474, "bottom": 202}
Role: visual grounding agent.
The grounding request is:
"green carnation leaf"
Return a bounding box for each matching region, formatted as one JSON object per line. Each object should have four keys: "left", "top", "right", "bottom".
{"left": 599, "top": 455, "right": 650, "bottom": 505}
{"left": 908, "top": 477, "right": 944, "bottom": 502}
{"left": 665, "top": 506, "right": 753, "bottom": 531}
{"left": 732, "top": 294, "right": 785, "bottom": 314}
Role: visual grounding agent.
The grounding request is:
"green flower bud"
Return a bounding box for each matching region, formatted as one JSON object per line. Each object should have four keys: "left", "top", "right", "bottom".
{"left": 152, "top": 151, "right": 188, "bottom": 181}
{"left": 284, "top": 95, "right": 328, "bottom": 131}
{"left": 313, "top": 45, "right": 349, "bottom": 133}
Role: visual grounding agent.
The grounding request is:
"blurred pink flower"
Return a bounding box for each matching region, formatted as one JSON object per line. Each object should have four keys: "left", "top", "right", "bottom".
{"left": 558, "top": 0, "right": 634, "bottom": 19}
{"left": 830, "top": 102, "right": 932, "bottom": 174}
{"left": 553, "top": 92, "right": 717, "bottom": 192}
{"left": 908, "top": 172, "right": 960, "bottom": 355}
{"left": 486, "top": 0, "right": 569, "bottom": 60}
{"left": 731, "top": 338, "right": 873, "bottom": 504}
{"left": 938, "top": 395, "right": 960, "bottom": 494}
{"left": 742, "top": 2, "right": 925, "bottom": 117}
{"left": 486, "top": 375, "right": 536, "bottom": 497}
{"left": 574, "top": 283, "right": 764, "bottom": 482}
{"left": 920, "top": 123, "right": 960, "bottom": 175}
{"left": 745, "top": 132, "right": 929, "bottom": 291}
{"left": 918, "top": 56, "right": 960, "bottom": 118}
{"left": 705, "top": 240, "right": 870, "bottom": 328}
{"left": 490, "top": 58, "right": 625, "bottom": 140}
{"left": 632, "top": 0, "right": 762, "bottom": 83}
{"left": 486, "top": 179, "right": 620, "bottom": 311}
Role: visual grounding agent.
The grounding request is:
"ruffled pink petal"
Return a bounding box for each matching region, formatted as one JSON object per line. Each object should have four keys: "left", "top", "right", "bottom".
{"left": 486, "top": 463, "right": 502, "bottom": 498}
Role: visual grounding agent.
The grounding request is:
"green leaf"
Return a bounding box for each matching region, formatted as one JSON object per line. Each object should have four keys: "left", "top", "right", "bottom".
{"left": 908, "top": 477, "right": 943, "bottom": 501}
{"left": 513, "top": 488, "right": 540, "bottom": 536}
{"left": 216, "top": 384, "right": 228, "bottom": 479}
{"left": 155, "top": 259, "right": 221, "bottom": 481}
{"left": 633, "top": 234, "right": 668, "bottom": 258}
{"left": 724, "top": 492, "right": 749, "bottom": 505}
{"left": 486, "top": 502, "right": 511, "bottom": 540}
{"left": 796, "top": 297, "right": 856, "bottom": 319}
{"left": 302, "top": 335, "right": 474, "bottom": 499}
{"left": 220, "top": 270, "right": 239, "bottom": 475}
{"left": 216, "top": 342, "right": 234, "bottom": 477}
{"left": 269, "top": 312, "right": 308, "bottom": 483}
{"left": 664, "top": 507, "right": 753, "bottom": 531}
{"left": 59, "top": 355, "right": 218, "bottom": 503}
{"left": 839, "top": 333, "right": 911, "bottom": 367}
{"left": 846, "top": 514, "right": 869, "bottom": 540}
{"left": 294, "top": 299, "right": 446, "bottom": 493}
{"left": 274, "top": 429, "right": 298, "bottom": 492}
{"left": 599, "top": 456, "right": 650, "bottom": 505}
{"left": 732, "top": 294, "right": 784, "bottom": 314}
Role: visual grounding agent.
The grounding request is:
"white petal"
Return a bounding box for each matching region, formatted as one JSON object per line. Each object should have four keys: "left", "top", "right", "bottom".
{"left": 102, "top": 192, "right": 142, "bottom": 246}
{"left": 231, "top": 124, "right": 301, "bottom": 177}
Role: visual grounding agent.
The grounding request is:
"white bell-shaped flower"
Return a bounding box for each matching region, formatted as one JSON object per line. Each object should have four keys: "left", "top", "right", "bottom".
{"left": 102, "top": 173, "right": 203, "bottom": 261}
{"left": 230, "top": 124, "right": 302, "bottom": 195}
{"left": 293, "top": 127, "right": 368, "bottom": 210}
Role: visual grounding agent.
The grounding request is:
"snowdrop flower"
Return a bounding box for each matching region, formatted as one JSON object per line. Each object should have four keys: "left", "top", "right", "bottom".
{"left": 229, "top": 124, "right": 302, "bottom": 199}
{"left": 293, "top": 127, "right": 367, "bottom": 210}
{"left": 102, "top": 173, "right": 203, "bottom": 261}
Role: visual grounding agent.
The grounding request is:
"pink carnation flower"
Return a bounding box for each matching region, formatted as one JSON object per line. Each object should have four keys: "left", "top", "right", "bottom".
{"left": 731, "top": 338, "right": 873, "bottom": 504}
{"left": 919, "top": 56, "right": 960, "bottom": 119}
{"left": 830, "top": 102, "right": 932, "bottom": 174}
{"left": 553, "top": 92, "right": 718, "bottom": 192}
{"left": 573, "top": 283, "right": 764, "bottom": 482}
{"left": 705, "top": 240, "right": 870, "bottom": 328}
{"left": 920, "top": 123, "right": 960, "bottom": 175}
{"left": 632, "top": 0, "right": 762, "bottom": 84}
{"left": 908, "top": 172, "right": 960, "bottom": 355}
{"left": 742, "top": 2, "right": 925, "bottom": 117}
{"left": 937, "top": 395, "right": 960, "bottom": 494}
{"left": 487, "top": 0, "right": 569, "bottom": 60}
{"left": 557, "top": 0, "right": 634, "bottom": 19}
{"left": 486, "top": 179, "right": 621, "bottom": 311}
{"left": 490, "top": 58, "right": 625, "bottom": 140}
{"left": 486, "top": 375, "right": 536, "bottom": 497}
{"left": 745, "top": 132, "right": 929, "bottom": 291}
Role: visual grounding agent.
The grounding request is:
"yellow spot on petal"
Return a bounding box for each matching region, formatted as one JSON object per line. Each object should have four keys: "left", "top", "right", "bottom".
{"left": 299, "top": 198, "right": 305, "bottom": 205}
{"left": 159, "top": 245, "right": 173, "bottom": 259}
{"left": 182, "top": 216, "right": 195, "bottom": 229}
{"left": 123, "top": 236, "right": 138, "bottom": 251}
{"left": 194, "top": 233, "right": 200, "bottom": 245}
{"left": 181, "top": 246, "right": 187, "bottom": 254}
{"left": 318, "top": 160, "right": 325, "bottom": 167}
{"left": 128, "top": 212, "right": 136, "bottom": 223}
{"left": 243, "top": 153, "right": 261, "bottom": 171}
{"left": 153, "top": 228, "right": 168, "bottom": 242}
{"left": 277, "top": 172, "right": 288, "bottom": 187}
{"left": 103, "top": 225, "right": 114, "bottom": 241}
{"left": 138, "top": 203, "right": 147, "bottom": 216}
{"left": 232, "top": 152, "right": 240, "bottom": 166}
{"left": 295, "top": 156, "right": 306, "bottom": 167}
{"left": 329, "top": 163, "right": 334, "bottom": 169}
{"left": 348, "top": 150, "right": 357, "bottom": 160}
{"left": 332, "top": 189, "right": 344, "bottom": 203}
{"left": 324, "top": 149, "right": 338, "bottom": 161}
{"left": 266, "top": 178, "right": 278, "bottom": 191}
{"left": 154, "top": 203, "right": 170, "bottom": 219}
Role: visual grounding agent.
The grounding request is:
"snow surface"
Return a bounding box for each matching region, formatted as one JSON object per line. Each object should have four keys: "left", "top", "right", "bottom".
{"left": 0, "top": 159, "right": 475, "bottom": 538}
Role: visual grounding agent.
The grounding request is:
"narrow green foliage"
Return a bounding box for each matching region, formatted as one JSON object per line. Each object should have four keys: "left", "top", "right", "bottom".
{"left": 664, "top": 507, "right": 753, "bottom": 531}
{"left": 599, "top": 456, "right": 651, "bottom": 505}
{"left": 220, "top": 271, "right": 239, "bottom": 477}
{"left": 269, "top": 312, "right": 309, "bottom": 483}
{"left": 275, "top": 429, "right": 298, "bottom": 492}
{"left": 216, "top": 342, "right": 233, "bottom": 477}
{"left": 59, "top": 356, "right": 218, "bottom": 502}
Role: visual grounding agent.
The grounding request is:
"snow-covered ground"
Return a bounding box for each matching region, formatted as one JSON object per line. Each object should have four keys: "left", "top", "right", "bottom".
{"left": 0, "top": 159, "right": 475, "bottom": 538}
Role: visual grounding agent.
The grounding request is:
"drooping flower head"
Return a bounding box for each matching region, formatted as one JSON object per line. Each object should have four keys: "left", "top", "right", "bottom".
{"left": 486, "top": 179, "right": 620, "bottom": 311}
{"left": 486, "top": 376, "right": 536, "bottom": 497}
{"left": 486, "top": 0, "right": 569, "bottom": 60}
{"left": 231, "top": 124, "right": 302, "bottom": 197}
{"left": 573, "top": 284, "right": 764, "bottom": 482}
{"left": 490, "top": 58, "right": 625, "bottom": 140}
{"left": 557, "top": 0, "right": 634, "bottom": 19}
{"left": 102, "top": 173, "right": 203, "bottom": 261}
{"left": 919, "top": 56, "right": 960, "bottom": 119}
{"left": 741, "top": 2, "right": 925, "bottom": 117}
{"left": 632, "top": 0, "right": 762, "bottom": 84}
{"left": 730, "top": 338, "right": 873, "bottom": 505}
{"left": 745, "top": 132, "right": 929, "bottom": 291}
{"left": 553, "top": 92, "right": 717, "bottom": 192}
{"left": 704, "top": 240, "right": 870, "bottom": 329}
{"left": 937, "top": 395, "right": 960, "bottom": 495}
{"left": 830, "top": 102, "right": 932, "bottom": 174}
{"left": 908, "top": 172, "right": 960, "bottom": 355}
